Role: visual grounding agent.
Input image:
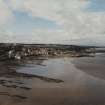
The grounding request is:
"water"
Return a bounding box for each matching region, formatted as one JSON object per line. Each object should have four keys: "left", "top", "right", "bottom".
{"left": 0, "top": 54, "right": 105, "bottom": 105}
{"left": 16, "top": 58, "right": 73, "bottom": 79}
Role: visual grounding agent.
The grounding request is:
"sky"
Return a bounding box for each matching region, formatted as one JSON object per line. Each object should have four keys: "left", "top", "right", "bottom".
{"left": 0, "top": 0, "right": 105, "bottom": 45}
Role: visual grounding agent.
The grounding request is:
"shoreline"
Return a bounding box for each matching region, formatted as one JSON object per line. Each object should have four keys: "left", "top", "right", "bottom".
{"left": 0, "top": 55, "right": 104, "bottom": 104}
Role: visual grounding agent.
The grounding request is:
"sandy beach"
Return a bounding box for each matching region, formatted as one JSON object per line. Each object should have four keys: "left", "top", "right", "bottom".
{"left": 0, "top": 55, "right": 105, "bottom": 105}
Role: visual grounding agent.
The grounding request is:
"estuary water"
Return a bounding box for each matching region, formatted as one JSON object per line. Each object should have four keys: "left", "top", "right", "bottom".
{"left": 0, "top": 54, "right": 105, "bottom": 105}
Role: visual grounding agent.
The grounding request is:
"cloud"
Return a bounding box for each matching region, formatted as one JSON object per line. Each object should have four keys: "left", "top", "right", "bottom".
{"left": 31, "top": 29, "right": 69, "bottom": 44}
{"left": 0, "top": 29, "right": 68, "bottom": 44}
{"left": 8, "top": 0, "right": 87, "bottom": 22}
{"left": 1, "top": 0, "right": 105, "bottom": 45}
{"left": 0, "top": 0, "right": 13, "bottom": 25}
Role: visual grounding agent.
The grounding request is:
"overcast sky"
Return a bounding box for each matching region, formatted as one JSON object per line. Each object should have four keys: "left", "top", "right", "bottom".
{"left": 0, "top": 0, "right": 105, "bottom": 45}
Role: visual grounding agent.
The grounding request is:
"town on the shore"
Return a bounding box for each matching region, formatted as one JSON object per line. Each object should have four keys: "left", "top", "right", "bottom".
{"left": 0, "top": 43, "right": 101, "bottom": 60}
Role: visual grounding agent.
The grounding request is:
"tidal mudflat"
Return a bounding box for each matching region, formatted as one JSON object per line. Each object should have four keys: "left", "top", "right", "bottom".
{"left": 0, "top": 54, "right": 105, "bottom": 105}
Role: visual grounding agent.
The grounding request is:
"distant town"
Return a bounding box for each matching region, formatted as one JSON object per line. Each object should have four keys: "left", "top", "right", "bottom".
{"left": 0, "top": 43, "right": 104, "bottom": 60}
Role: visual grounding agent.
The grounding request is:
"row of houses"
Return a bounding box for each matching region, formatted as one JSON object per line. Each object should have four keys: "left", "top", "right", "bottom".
{"left": 7, "top": 45, "right": 96, "bottom": 60}
{"left": 8, "top": 47, "right": 69, "bottom": 59}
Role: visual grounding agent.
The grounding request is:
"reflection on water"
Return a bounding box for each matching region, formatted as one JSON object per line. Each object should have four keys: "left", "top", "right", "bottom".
{"left": 17, "top": 58, "right": 73, "bottom": 78}
{"left": 0, "top": 55, "right": 105, "bottom": 104}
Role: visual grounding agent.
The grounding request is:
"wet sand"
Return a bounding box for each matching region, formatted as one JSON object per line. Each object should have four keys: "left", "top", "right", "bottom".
{"left": 0, "top": 55, "right": 105, "bottom": 105}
